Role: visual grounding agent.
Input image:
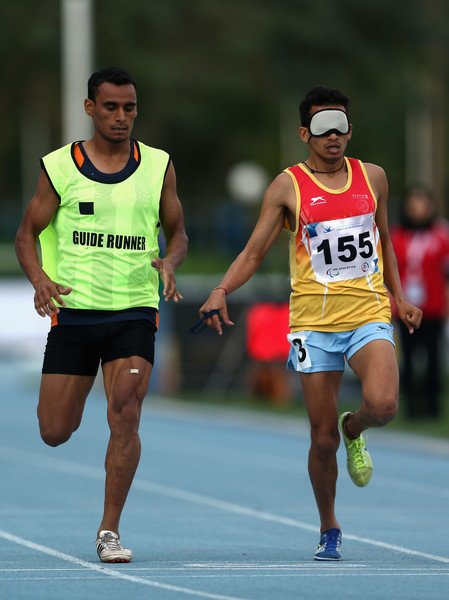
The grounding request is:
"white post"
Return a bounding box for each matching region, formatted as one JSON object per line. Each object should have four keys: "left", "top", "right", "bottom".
{"left": 62, "top": 0, "right": 93, "bottom": 144}
{"left": 405, "top": 72, "right": 433, "bottom": 189}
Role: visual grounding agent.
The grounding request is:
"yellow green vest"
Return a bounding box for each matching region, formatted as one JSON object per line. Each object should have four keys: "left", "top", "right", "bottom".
{"left": 39, "top": 142, "right": 169, "bottom": 310}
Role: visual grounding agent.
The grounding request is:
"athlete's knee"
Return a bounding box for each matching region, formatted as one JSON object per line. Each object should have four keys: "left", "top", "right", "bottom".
{"left": 37, "top": 406, "right": 78, "bottom": 446}
{"left": 364, "top": 395, "right": 398, "bottom": 426}
{"left": 374, "top": 400, "right": 398, "bottom": 425}
{"left": 39, "top": 423, "right": 73, "bottom": 447}
{"left": 310, "top": 426, "right": 340, "bottom": 458}
{"left": 72, "top": 420, "right": 82, "bottom": 433}
{"left": 108, "top": 394, "right": 143, "bottom": 437}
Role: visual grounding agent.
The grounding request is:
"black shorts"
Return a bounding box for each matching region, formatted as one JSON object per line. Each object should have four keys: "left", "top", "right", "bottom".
{"left": 42, "top": 320, "right": 156, "bottom": 376}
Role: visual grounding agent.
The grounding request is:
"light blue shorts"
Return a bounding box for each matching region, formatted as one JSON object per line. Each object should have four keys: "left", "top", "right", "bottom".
{"left": 286, "top": 322, "right": 395, "bottom": 373}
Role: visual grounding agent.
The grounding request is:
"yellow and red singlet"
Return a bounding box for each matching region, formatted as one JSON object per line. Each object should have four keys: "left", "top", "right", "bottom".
{"left": 284, "top": 157, "right": 391, "bottom": 332}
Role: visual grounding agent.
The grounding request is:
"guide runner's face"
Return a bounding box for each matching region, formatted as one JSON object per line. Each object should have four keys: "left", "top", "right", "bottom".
{"left": 85, "top": 82, "right": 138, "bottom": 143}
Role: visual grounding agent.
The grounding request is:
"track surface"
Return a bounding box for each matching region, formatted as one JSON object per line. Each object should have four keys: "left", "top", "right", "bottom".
{"left": 0, "top": 358, "right": 448, "bottom": 599}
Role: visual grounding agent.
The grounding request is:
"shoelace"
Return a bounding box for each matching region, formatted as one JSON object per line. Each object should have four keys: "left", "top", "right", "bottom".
{"left": 322, "top": 529, "right": 341, "bottom": 550}
{"left": 348, "top": 436, "right": 368, "bottom": 469}
{"left": 101, "top": 533, "right": 124, "bottom": 551}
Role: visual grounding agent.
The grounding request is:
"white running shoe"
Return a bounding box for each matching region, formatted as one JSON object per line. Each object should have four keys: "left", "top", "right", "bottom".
{"left": 96, "top": 530, "right": 133, "bottom": 563}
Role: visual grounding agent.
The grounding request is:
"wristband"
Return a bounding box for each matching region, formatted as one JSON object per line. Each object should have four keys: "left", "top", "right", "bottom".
{"left": 213, "top": 286, "right": 228, "bottom": 295}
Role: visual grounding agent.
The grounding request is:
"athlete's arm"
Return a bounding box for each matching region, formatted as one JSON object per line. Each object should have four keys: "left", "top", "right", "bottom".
{"left": 199, "top": 173, "right": 294, "bottom": 335}
{"left": 152, "top": 160, "right": 188, "bottom": 302}
{"left": 15, "top": 170, "right": 72, "bottom": 317}
{"left": 366, "top": 163, "right": 422, "bottom": 333}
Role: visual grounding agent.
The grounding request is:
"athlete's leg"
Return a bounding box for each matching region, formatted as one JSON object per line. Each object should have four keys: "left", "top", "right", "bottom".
{"left": 98, "top": 355, "right": 152, "bottom": 536}
{"left": 300, "top": 370, "right": 343, "bottom": 532}
{"left": 347, "top": 339, "right": 399, "bottom": 438}
{"left": 38, "top": 323, "right": 99, "bottom": 446}
{"left": 38, "top": 374, "right": 95, "bottom": 446}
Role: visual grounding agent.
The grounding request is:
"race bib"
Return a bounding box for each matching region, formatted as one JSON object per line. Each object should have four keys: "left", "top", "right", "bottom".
{"left": 302, "top": 214, "right": 379, "bottom": 284}
{"left": 287, "top": 332, "right": 312, "bottom": 371}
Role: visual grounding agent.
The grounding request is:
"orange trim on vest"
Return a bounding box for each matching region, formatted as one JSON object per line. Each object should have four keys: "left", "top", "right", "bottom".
{"left": 73, "top": 143, "right": 84, "bottom": 167}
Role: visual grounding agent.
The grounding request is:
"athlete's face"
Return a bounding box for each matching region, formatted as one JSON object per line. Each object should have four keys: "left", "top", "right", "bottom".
{"left": 299, "top": 104, "right": 352, "bottom": 162}
{"left": 404, "top": 193, "right": 435, "bottom": 226}
{"left": 84, "top": 82, "right": 137, "bottom": 143}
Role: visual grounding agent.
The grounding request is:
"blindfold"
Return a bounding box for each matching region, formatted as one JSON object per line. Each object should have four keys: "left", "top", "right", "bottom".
{"left": 309, "top": 109, "right": 349, "bottom": 137}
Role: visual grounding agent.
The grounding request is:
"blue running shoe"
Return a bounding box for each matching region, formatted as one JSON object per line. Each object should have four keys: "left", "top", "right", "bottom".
{"left": 314, "top": 528, "right": 342, "bottom": 561}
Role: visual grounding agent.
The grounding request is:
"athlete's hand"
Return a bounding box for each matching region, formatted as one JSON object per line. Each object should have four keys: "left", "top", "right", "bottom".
{"left": 152, "top": 257, "right": 183, "bottom": 303}
{"left": 33, "top": 275, "right": 72, "bottom": 317}
{"left": 396, "top": 298, "right": 423, "bottom": 334}
{"left": 199, "top": 288, "right": 234, "bottom": 335}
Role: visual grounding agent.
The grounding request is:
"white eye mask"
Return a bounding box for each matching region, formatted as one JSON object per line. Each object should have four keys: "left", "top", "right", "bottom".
{"left": 309, "top": 109, "right": 349, "bottom": 137}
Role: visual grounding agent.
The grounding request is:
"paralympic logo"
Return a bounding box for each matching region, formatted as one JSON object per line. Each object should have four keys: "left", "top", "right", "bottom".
{"left": 326, "top": 268, "right": 340, "bottom": 278}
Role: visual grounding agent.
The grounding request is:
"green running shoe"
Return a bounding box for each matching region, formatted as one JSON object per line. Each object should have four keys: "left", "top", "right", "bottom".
{"left": 339, "top": 411, "right": 373, "bottom": 487}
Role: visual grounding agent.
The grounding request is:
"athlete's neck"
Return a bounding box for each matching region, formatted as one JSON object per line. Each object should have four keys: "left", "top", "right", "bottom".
{"left": 82, "top": 138, "right": 133, "bottom": 173}
{"left": 303, "top": 157, "right": 346, "bottom": 175}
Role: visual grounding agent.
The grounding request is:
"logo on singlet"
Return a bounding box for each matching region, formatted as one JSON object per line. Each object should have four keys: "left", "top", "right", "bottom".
{"left": 310, "top": 195, "right": 327, "bottom": 206}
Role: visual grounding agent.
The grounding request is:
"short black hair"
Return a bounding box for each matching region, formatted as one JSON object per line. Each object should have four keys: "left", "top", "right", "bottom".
{"left": 400, "top": 183, "right": 437, "bottom": 227}
{"left": 299, "top": 86, "right": 350, "bottom": 128}
{"left": 404, "top": 183, "right": 435, "bottom": 202}
{"left": 87, "top": 66, "right": 137, "bottom": 101}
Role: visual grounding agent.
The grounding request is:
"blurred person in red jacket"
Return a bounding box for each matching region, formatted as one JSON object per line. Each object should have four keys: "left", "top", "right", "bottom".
{"left": 391, "top": 184, "right": 449, "bottom": 418}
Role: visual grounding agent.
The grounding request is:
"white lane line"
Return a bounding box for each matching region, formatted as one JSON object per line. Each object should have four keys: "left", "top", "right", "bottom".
{"left": 0, "top": 568, "right": 81, "bottom": 572}
{"left": 2, "top": 447, "right": 449, "bottom": 564}
{"left": 341, "top": 532, "right": 449, "bottom": 564}
{"left": 147, "top": 434, "right": 449, "bottom": 502}
{"left": 1, "top": 576, "right": 108, "bottom": 581}
{"left": 182, "top": 563, "right": 445, "bottom": 570}
{"left": 2, "top": 564, "right": 449, "bottom": 573}
{"left": 3, "top": 573, "right": 449, "bottom": 581}
{"left": 145, "top": 398, "right": 449, "bottom": 456}
{"left": 149, "top": 573, "right": 449, "bottom": 578}
{"left": 147, "top": 435, "right": 310, "bottom": 476}
{"left": 2, "top": 443, "right": 449, "bottom": 502}
{"left": 0, "top": 530, "right": 248, "bottom": 600}
{"left": 374, "top": 474, "right": 449, "bottom": 500}
{"left": 132, "top": 480, "right": 449, "bottom": 564}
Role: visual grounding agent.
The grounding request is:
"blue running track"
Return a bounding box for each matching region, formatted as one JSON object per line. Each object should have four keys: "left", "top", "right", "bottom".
{"left": 0, "top": 357, "right": 448, "bottom": 600}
